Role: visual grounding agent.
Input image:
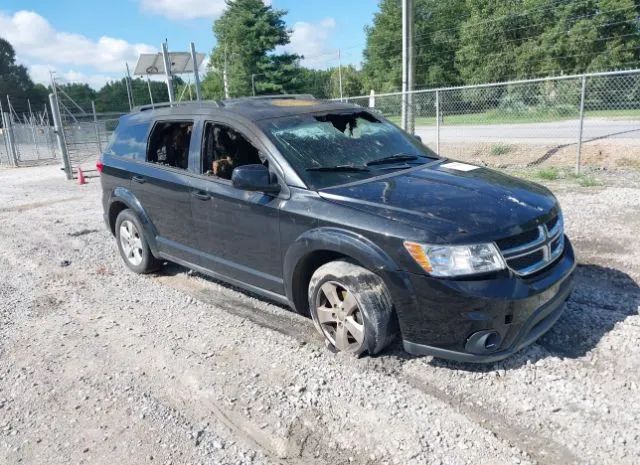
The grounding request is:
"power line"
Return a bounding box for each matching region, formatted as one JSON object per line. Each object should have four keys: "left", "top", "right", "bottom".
{"left": 408, "top": 1, "right": 637, "bottom": 45}
{"left": 364, "top": 6, "right": 639, "bottom": 56}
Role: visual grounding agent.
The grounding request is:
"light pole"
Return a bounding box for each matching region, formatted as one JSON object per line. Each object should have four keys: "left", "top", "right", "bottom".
{"left": 401, "top": 0, "right": 415, "bottom": 133}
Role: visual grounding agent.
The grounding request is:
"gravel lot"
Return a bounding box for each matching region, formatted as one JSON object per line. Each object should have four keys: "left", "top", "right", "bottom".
{"left": 1, "top": 165, "right": 639, "bottom": 465}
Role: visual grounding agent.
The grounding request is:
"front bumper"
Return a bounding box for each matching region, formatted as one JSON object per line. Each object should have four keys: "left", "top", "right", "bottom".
{"left": 396, "top": 237, "right": 576, "bottom": 363}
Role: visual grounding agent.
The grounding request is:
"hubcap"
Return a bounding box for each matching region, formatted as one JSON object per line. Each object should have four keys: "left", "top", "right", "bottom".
{"left": 119, "top": 220, "right": 143, "bottom": 267}
{"left": 315, "top": 281, "right": 365, "bottom": 352}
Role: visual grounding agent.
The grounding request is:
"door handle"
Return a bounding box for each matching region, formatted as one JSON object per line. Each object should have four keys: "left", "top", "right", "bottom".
{"left": 132, "top": 175, "right": 145, "bottom": 184}
{"left": 192, "top": 191, "right": 211, "bottom": 201}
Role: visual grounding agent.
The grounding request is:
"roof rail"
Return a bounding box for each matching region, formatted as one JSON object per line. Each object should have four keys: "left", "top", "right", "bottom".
{"left": 134, "top": 100, "right": 222, "bottom": 112}
{"left": 222, "top": 94, "right": 317, "bottom": 106}
{"left": 132, "top": 94, "right": 316, "bottom": 112}
{"left": 246, "top": 94, "right": 316, "bottom": 101}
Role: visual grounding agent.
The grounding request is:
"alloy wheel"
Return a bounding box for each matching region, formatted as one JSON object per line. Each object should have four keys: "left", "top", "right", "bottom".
{"left": 119, "top": 219, "right": 143, "bottom": 267}
{"left": 315, "top": 281, "right": 365, "bottom": 352}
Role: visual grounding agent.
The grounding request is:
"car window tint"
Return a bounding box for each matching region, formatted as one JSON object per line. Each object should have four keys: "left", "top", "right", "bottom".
{"left": 147, "top": 121, "right": 193, "bottom": 170}
{"left": 106, "top": 122, "right": 150, "bottom": 160}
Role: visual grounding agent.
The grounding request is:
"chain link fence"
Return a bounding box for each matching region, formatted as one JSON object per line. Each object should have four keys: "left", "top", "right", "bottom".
{"left": 344, "top": 69, "right": 640, "bottom": 173}
{"left": 0, "top": 103, "right": 60, "bottom": 167}
{"left": 0, "top": 85, "right": 125, "bottom": 177}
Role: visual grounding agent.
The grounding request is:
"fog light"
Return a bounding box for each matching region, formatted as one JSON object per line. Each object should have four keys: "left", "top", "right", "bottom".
{"left": 465, "top": 330, "right": 502, "bottom": 354}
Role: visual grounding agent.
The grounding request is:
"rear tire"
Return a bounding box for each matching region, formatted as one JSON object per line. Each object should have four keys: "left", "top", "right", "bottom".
{"left": 115, "top": 209, "right": 160, "bottom": 274}
{"left": 308, "top": 260, "right": 397, "bottom": 356}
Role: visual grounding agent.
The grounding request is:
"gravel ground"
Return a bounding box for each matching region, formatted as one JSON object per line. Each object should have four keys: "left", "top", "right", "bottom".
{"left": 0, "top": 165, "right": 639, "bottom": 465}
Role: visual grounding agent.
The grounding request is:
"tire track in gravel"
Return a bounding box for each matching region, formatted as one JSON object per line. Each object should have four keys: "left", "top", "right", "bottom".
{"left": 157, "top": 268, "right": 580, "bottom": 465}
{"left": 0, "top": 253, "right": 357, "bottom": 465}
{"left": 0, "top": 196, "right": 83, "bottom": 213}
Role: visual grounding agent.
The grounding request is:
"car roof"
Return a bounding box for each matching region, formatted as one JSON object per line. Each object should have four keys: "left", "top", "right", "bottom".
{"left": 126, "top": 95, "right": 363, "bottom": 123}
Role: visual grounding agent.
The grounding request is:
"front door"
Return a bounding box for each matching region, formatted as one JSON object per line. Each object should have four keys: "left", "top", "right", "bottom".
{"left": 189, "top": 121, "right": 283, "bottom": 294}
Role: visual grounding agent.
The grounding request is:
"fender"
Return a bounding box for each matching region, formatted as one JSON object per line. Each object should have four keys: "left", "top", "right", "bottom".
{"left": 109, "top": 187, "right": 160, "bottom": 256}
{"left": 283, "top": 227, "right": 417, "bottom": 323}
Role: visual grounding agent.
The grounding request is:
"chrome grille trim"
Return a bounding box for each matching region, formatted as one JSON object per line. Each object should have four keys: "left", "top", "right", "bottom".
{"left": 498, "top": 216, "right": 565, "bottom": 277}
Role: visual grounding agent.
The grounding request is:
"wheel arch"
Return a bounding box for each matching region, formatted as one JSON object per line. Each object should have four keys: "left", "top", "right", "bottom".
{"left": 108, "top": 187, "right": 160, "bottom": 256}
{"left": 283, "top": 227, "right": 405, "bottom": 317}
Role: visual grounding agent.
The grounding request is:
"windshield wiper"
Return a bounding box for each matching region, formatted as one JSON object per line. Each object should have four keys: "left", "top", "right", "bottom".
{"left": 365, "top": 154, "right": 428, "bottom": 166}
{"left": 306, "top": 165, "right": 370, "bottom": 172}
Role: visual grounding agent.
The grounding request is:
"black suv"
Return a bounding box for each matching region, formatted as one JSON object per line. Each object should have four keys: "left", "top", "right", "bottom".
{"left": 99, "top": 96, "right": 575, "bottom": 362}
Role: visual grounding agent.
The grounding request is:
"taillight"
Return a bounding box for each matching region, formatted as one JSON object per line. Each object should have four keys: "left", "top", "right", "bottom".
{"left": 96, "top": 157, "right": 104, "bottom": 174}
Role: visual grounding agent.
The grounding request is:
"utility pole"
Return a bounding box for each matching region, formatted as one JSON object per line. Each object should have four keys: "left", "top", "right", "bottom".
{"left": 401, "top": 0, "right": 415, "bottom": 133}
{"left": 338, "top": 49, "right": 344, "bottom": 101}
{"left": 223, "top": 46, "right": 230, "bottom": 99}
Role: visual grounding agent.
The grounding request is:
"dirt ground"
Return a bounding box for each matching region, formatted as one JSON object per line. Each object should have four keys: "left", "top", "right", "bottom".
{"left": 0, "top": 165, "right": 639, "bottom": 465}
{"left": 439, "top": 140, "right": 640, "bottom": 170}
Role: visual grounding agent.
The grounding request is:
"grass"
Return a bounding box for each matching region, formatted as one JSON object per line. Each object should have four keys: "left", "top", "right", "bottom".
{"left": 387, "top": 107, "right": 640, "bottom": 127}
{"left": 567, "top": 171, "right": 602, "bottom": 187}
{"left": 529, "top": 166, "right": 603, "bottom": 187}
{"left": 576, "top": 175, "right": 601, "bottom": 187}
{"left": 535, "top": 167, "right": 560, "bottom": 180}
{"left": 489, "top": 143, "right": 512, "bottom": 156}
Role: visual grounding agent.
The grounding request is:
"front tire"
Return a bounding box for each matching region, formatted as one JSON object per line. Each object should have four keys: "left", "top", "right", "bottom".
{"left": 308, "top": 260, "right": 397, "bottom": 356}
{"left": 115, "top": 209, "right": 160, "bottom": 274}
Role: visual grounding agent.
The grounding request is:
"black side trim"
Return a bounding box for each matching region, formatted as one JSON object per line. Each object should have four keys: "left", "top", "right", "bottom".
{"left": 158, "top": 252, "right": 290, "bottom": 307}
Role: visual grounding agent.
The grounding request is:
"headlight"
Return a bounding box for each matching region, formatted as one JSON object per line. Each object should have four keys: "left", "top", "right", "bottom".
{"left": 403, "top": 241, "right": 506, "bottom": 277}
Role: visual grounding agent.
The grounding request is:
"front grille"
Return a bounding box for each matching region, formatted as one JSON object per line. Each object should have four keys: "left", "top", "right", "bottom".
{"left": 496, "top": 215, "right": 564, "bottom": 276}
{"left": 507, "top": 250, "right": 545, "bottom": 270}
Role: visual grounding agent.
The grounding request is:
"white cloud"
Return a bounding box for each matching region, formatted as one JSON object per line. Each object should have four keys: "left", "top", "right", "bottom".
{"left": 280, "top": 17, "right": 338, "bottom": 69}
{"left": 27, "top": 64, "right": 114, "bottom": 89}
{"left": 0, "top": 10, "right": 156, "bottom": 73}
{"left": 139, "top": 0, "right": 227, "bottom": 20}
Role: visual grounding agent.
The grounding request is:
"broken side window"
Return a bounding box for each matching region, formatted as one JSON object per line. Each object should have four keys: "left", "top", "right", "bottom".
{"left": 147, "top": 121, "right": 193, "bottom": 170}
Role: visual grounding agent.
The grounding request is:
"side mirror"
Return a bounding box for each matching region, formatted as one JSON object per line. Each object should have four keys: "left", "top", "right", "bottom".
{"left": 414, "top": 134, "right": 422, "bottom": 142}
{"left": 232, "top": 164, "right": 281, "bottom": 194}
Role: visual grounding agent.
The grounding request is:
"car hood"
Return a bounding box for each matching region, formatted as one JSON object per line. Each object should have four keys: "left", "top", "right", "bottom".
{"left": 318, "top": 162, "right": 560, "bottom": 243}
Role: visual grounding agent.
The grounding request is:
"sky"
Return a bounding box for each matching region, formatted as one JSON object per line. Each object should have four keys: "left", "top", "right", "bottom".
{"left": 0, "top": 0, "right": 378, "bottom": 89}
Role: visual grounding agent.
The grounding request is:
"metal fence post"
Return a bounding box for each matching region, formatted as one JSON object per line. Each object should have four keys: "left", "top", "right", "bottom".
{"left": 3, "top": 101, "right": 19, "bottom": 167}
{"left": 49, "top": 93, "right": 72, "bottom": 180}
{"left": 576, "top": 75, "right": 587, "bottom": 175}
{"left": 190, "top": 42, "right": 202, "bottom": 101}
{"left": 1, "top": 110, "right": 16, "bottom": 167}
{"left": 435, "top": 90, "right": 440, "bottom": 154}
{"left": 91, "top": 101, "right": 103, "bottom": 154}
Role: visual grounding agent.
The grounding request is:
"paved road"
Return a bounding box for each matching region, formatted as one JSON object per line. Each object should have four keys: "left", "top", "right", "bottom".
{"left": 416, "top": 118, "right": 640, "bottom": 146}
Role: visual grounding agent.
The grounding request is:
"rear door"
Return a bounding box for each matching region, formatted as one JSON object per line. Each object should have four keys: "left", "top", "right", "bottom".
{"left": 127, "top": 118, "right": 201, "bottom": 263}
{"left": 189, "top": 119, "right": 283, "bottom": 294}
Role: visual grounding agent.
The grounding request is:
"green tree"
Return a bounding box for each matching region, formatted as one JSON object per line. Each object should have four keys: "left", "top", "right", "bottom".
{"left": 210, "top": 0, "right": 296, "bottom": 97}
{"left": 362, "top": 0, "right": 467, "bottom": 92}
{"left": 95, "top": 78, "right": 177, "bottom": 112}
{"left": 329, "top": 65, "right": 365, "bottom": 98}
{"left": 201, "top": 70, "right": 226, "bottom": 100}
{"left": 456, "top": 0, "right": 640, "bottom": 83}
{"left": 0, "top": 37, "right": 48, "bottom": 117}
{"left": 56, "top": 83, "right": 97, "bottom": 112}
{"left": 256, "top": 53, "right": 304, "bottom": 94}
{"left": 296, "top": 68, "right": 333, "bottom": 99}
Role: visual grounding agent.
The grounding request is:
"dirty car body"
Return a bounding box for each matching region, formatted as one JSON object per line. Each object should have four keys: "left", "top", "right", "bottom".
{"left": 100, "top": 96, "right": 575, "bottom": 363}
